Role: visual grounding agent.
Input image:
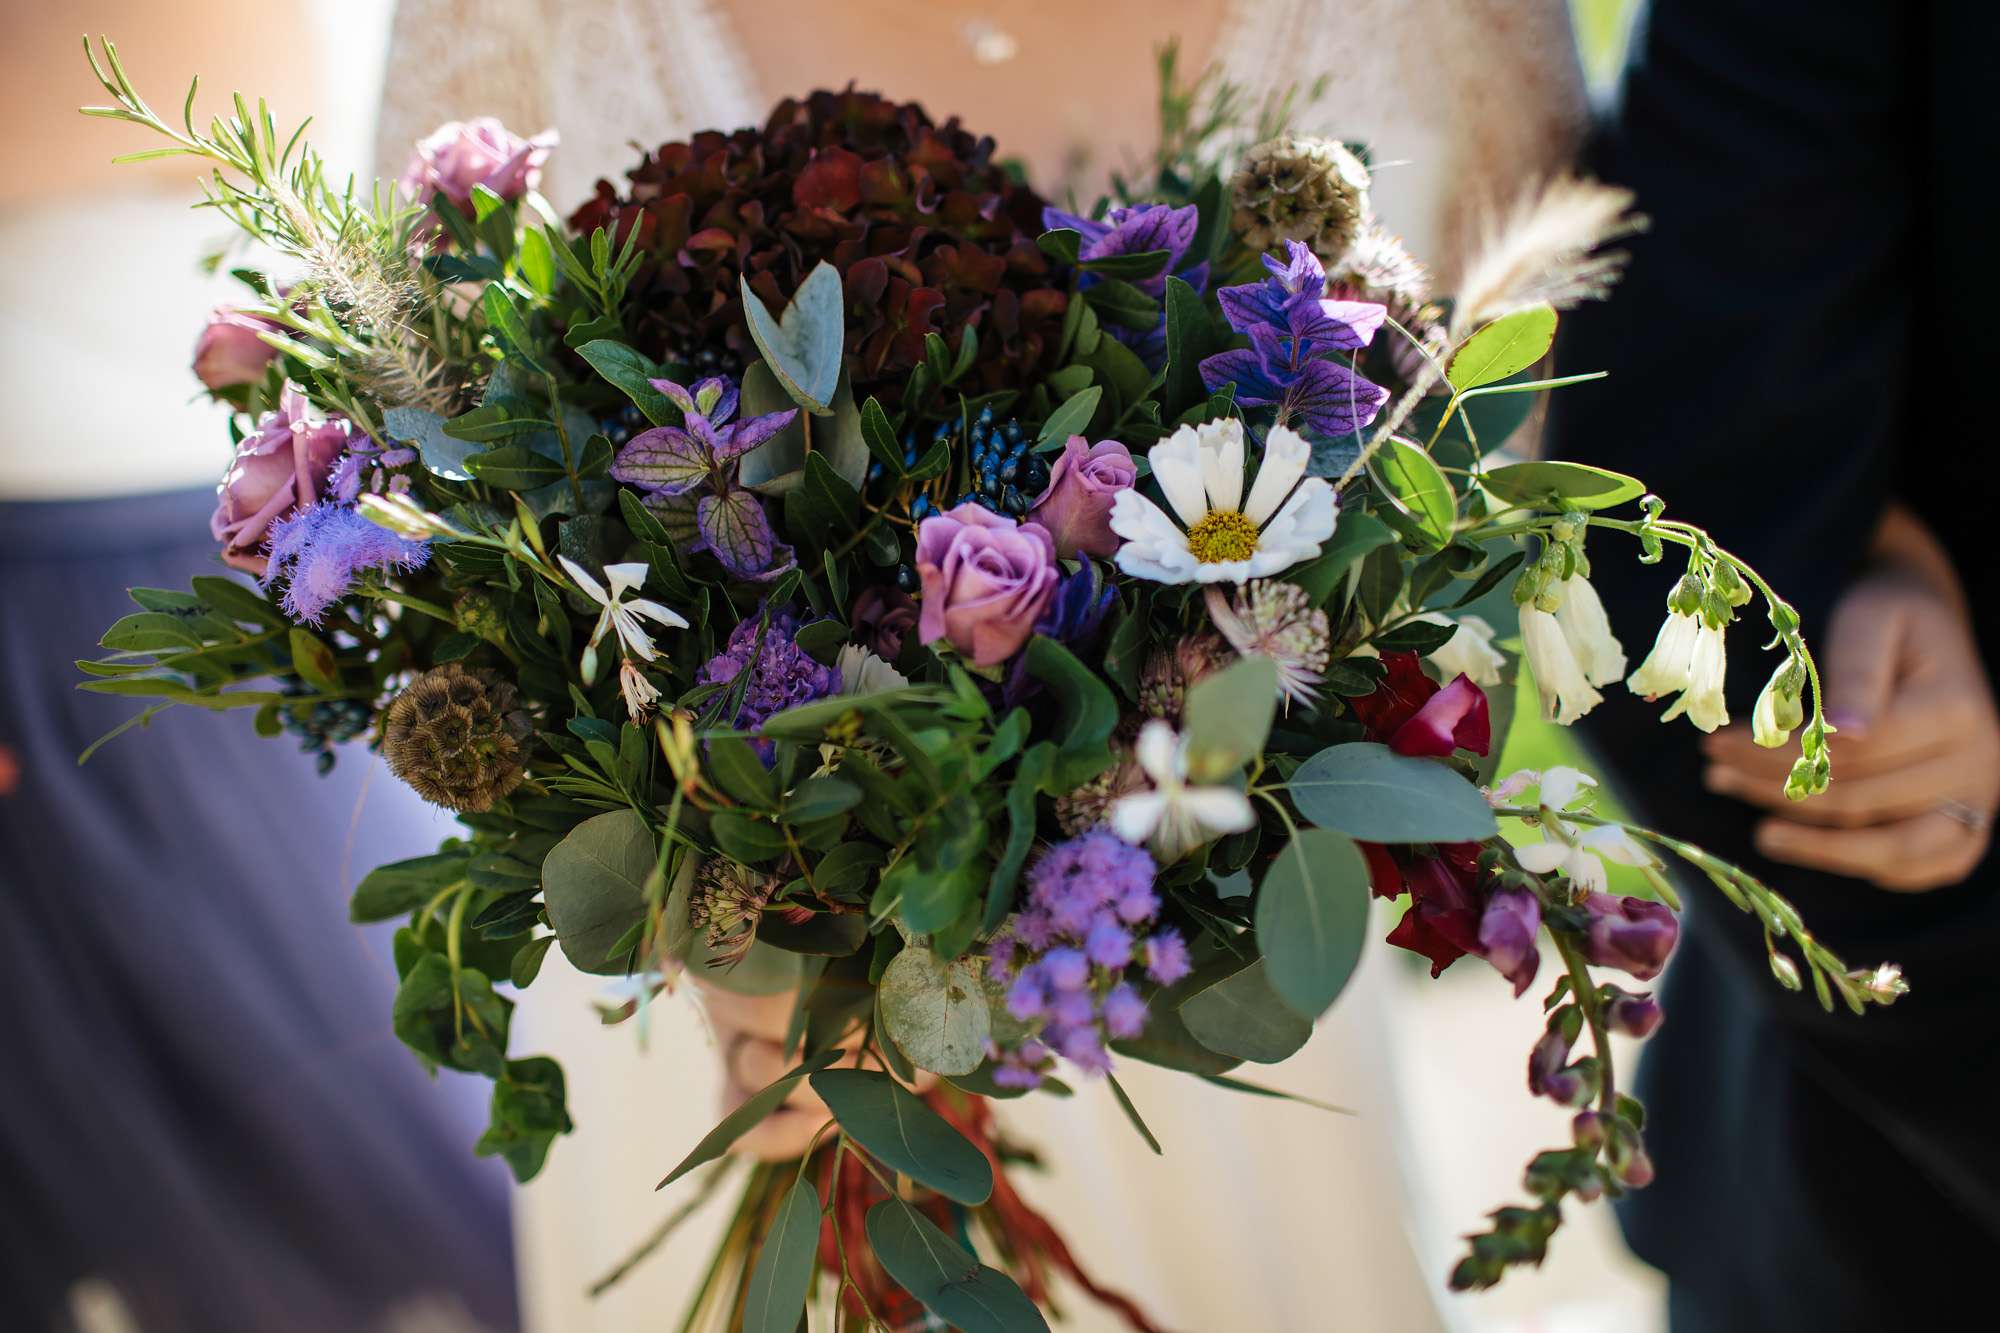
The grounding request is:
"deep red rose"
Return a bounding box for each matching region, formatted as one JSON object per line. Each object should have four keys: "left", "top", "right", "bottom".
{"left": 1350, "top": 650, "right": 1440, "bottom": 740}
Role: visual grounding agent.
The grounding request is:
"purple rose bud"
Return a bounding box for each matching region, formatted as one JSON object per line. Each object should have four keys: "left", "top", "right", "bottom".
{"left": 1084, "top": 918, "right": 1133, "bottom": 970}
{"left": 399, "top": 117, "right": 557, "bottom": 211}
{"left": 1580, "top": 892, "right": 1680, "bottom": 981}
{"left": 1026, "top": 436, "right": 1135, "bottom": 558}
{"left": 915, "top": 504, "right": 1060, "bottom": 666}
{"left": 1602, "top": 985, "right": 1664, "bottom": 1038}
{"left": 1102, "top": 983, "right": 1148, "bottom": 1039}
{"left": 192, "top": 304, "right": 284, "bottom": 390}
{"left": 210, "top": 385, "right": 350, "bottom": 574}
{"left": 1476, "top": 886, "right": 1541, "bottom": 997}
{"left": 851, "top": 585, "right": 919, "bottom": 659}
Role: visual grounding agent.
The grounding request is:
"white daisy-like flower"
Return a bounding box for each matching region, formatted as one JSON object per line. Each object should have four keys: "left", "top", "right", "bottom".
{"left": 1110, "top": 719, "right": 1258, "bottom": 862}
{"left": 559, "top": 556, "right": 688, "bottom": 682}
{"left": 1503, "top": 766, "right": 1658, "bottom": 893}
{"left": 1110, "top": 419, "right": 1336, "bottom": 585}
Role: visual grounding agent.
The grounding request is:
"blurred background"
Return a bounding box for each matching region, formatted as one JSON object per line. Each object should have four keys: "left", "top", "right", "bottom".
{"left": 1, "top": 2, "right": 1654, "bottom": 1330}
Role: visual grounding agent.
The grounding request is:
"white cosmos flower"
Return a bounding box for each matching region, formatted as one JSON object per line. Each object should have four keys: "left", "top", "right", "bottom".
{"left": 836, "top": 644, "right": 908, "bottom": 696}
{"left": 1110, "top": 719, "right": 1257, "bottom": 862}
{"left": 1552, "top": 576, "right": 1627, "bottom": 687}
{"left": 1417, "top": 611, "right": 1507, "bottom": 687}
{"left": 1110, "top": 419, "right": 1336, "bottom": 585}
{"left": 559, "top": 556, "right": 688, "bottom": 681}
{"left": 1628, "top": 611, "right": 1730, "bottom": 733}
{"left": 1504, "top": 766, "right": 1657, "bottom": 893}
{"left": 1520, "top": 606, "right": 1603, "bottom": 725}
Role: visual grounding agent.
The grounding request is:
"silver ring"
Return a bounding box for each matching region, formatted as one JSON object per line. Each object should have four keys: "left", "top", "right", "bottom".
{"left": 1936, "top": 799, "right": 1994, "bottom": 833}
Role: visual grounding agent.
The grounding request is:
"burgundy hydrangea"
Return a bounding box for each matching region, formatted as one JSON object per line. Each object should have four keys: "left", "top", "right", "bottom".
{"left": 567, "top": 89, "right": 1068, "bottom": 406}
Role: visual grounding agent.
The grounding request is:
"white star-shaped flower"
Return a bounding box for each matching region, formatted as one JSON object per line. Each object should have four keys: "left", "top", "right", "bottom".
{"left": 559, "top": 556, "right": 687, "bottom": 682}
{"left": 1110, "top": 719, "right": 1257, "bottom": 862}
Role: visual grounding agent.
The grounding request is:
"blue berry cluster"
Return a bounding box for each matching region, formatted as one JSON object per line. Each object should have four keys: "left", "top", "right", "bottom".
{"left": 280, "top": 677, "right": 373, "bottom": 775}
{"left": 877, "top": 407, "right": 1053, "bottom": 523}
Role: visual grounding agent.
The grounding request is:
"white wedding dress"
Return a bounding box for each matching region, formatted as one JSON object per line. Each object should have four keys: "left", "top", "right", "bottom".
{"left": 372, "top": 4, "right": 1587, "bottom": 1329}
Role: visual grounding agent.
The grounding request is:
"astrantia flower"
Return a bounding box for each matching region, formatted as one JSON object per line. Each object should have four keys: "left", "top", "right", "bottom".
{"left": 1109, "top": 719, "right": 1257, "bottom": 862}
{"left": 1204, "top": 581, "right": 1330, "bottom": 705}
{"left": 559, "top": 556, "right": 688, "bottom": 683}
{"left": 1110, "top": 419, "right": 1336, "bottom": 585}
{"left": 1520, "top": 606, "right": 1603, "bottom": 725}
{"left": 1137, "top": 632, "right": 1232, "bottom": 723}
{"left": 261, "top": 503, "right": 430, "bottom": 624}
{"left": 1505, "top": 767, "right": 1659, "bottom": 894}
{"left": 608, "top": 376, "right": 797, "bottom": 579}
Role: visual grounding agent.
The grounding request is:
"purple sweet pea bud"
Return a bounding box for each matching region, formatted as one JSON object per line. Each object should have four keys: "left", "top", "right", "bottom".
{"left": 1571, "top": 1110, "right": 1608, "bottom": 1152}
{"left": 1580, "top": 892, "right": 1680, "bottom": 981}
{"left": 1602, "top": 985, "right": 1664, "bottom": 1038}
{"left": 1476, "top": 886, "right": 1541, "bottom": 996}
{"left": 1391, "top": 674, "right": 1493, "bottom": 759}
{"left": 1609, "top": 1122, "right": 1655, "bottom": 1188}
{"left": 1527, "top": 1030, "right": 1595, "bottom": 1106}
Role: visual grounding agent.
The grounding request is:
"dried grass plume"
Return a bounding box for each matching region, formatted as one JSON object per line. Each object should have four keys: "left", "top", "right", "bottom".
{"left": 1450, "top": 176, "right": 1646, "bottom": 338}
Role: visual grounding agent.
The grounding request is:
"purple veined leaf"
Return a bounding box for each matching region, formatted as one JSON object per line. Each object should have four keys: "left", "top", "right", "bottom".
{"left": 1218, "top": 281, "right": 1290, "bottom": 336}
{"left": 1086, "top": 203, "right": 1197, "bottom": 265}
{"left": 1200, "top": 345, "right": 1288, "bottom": 407}
{"left": 1262, "top": 241, "right": 1327, "bottom": 296}
{"left": 644, "top": 490, "right": 702, "bottom": 549}
{"left": 1290, "top": 298, "right": 1388, "bottom": 354}
{"left": 611, "top": 426, "right": 708, "bottom": 493}
{"left": 697, "top": 488, "right": 781, "bottom": 576}
{"left": 688, "top": 375, "right": 739, "bottom": 424}
{"left": 647, "top": 376, "right": 700, "bottom": 417}
{"left": 714, "top": 405, "right": 800, "bottom": 462}
{"left": 1040, "top": 206, "right": 1111, "bottom": 246}
{"left": 1281, "top": 357, "right": 1389, "bottom": 438}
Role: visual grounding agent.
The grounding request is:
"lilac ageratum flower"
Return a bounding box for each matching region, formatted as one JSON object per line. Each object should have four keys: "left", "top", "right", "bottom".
{"left": 212, "top": 385, "right": 352, "bottom": 575}
{"left": 1101, "top": 983, "right": 1148, "bottom": 1039}
{"left": 261, "top": 503, "right": 430, "bottom": 624}
{"left": 1143, "top": 927, "right": 1190, "bottom": 986}
{"left": 1201, "top": 239, "right": 1390, "bottom": 439}
{"left": 1043, "top": 202, "right": 1209, "bottom": 365}
{"left": 611, "top": 376, "right": 798, "bottom": 579}
{"left": 699, "top": 610, "right": 841, "bottom": 761}
{"left": 1476, "top": 886, "right": 1541, "bottom": 997}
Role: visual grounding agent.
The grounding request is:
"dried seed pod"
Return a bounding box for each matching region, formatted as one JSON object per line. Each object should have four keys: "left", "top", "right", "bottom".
{"left": 382, "top": 663, "right": 531, "bottom": 811}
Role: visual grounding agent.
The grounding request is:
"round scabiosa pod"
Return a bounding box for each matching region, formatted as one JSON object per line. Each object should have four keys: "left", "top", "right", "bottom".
{"left": 1136, "top": 632, "right": 1233, "bottom": 723}
{"left": 381, "top": 664, "right": 532, "bottom": 812}
{"left": 567, "top": 89, "right": 1068, "bottom": 408}
{"left": 1231, "top": 134, "right": 1372, "bottom": 262}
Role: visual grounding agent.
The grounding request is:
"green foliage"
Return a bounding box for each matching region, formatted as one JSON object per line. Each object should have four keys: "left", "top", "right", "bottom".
{"left": 865, "top": 1198, "right": 1051, "bottom": 1333}
{"left": 743, "top": 1176, "right": 821, "bottom": 1333}
{"left": 1256, "top": 829, "right": 1371, "bottom": 1019}
{"left": 740, "top": 262, "right": 844, "bottom": 413}
{"left": 1289, "top": 743, "right": 1500, "bottom": 843}
{"left": 810, "top": 1069, "right": 993, "bottom": 1204}
{"left": 1447, "top": 304, "right": 1558, "bottom": 391}
{"left": 539, "top": 810, "right": 653, "bottom": 975}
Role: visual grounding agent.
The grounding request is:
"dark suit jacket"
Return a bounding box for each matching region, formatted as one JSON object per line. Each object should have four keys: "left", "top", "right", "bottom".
{"left": 1546, "top": 1, "right": 2000, "bottom": 1327}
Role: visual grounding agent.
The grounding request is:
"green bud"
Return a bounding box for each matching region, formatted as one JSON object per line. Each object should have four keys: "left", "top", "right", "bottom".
{"left": 1768, "top": 952, "right": 1803, "bottom": 991}
{"left": 1667, "top": 574, "right": 1706, "bottom": 618}
{"left": 1709, "top": 559, "right": 1754, "bottom": 608}
{"left": 1751, "top": 658, "right": 1807, "bottom": 748}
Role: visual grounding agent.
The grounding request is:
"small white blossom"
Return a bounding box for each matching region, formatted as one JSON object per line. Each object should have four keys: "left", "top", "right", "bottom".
{"left": 836, "top": 644, "right": 908, "bottom": 696}
{"left": 1418, "top": 611, "right": 1507, "bottom": 687}
{"left": 559, "top": 556, "right": 688, "bottom": 682}
{"left": 1552, "top": 576, "right": 1627, "bottom": 687}
{"left": 1629, "top": 611, "right": 1730, "bottom": 733}
{"left": 1520, "top": 606, "right": 1603, "bottom": 724}
{"left": 618, "top": 659, "right": 662, "bottom": 724}
{"left": 1503, "top": 766, "right": 1658, "bottom": 892}
{"left": 1627, "top": 610, "right": 1700, "bottom": 699}
{"left": 1111, "top": 719, "right": 1257, "bottom": 862}
{"left": 1751, "top": 658, "right": 1805, "bottom": 748}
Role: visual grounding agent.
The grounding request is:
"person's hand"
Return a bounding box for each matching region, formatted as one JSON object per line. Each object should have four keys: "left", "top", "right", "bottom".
{"left": 697, "top": 982, "right": 937, "bottom": 1160}
{"left": 1701, "top": 569, "right": 1999, "bottom": 891}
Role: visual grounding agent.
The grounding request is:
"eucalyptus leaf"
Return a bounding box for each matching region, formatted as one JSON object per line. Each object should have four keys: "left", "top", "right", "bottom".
{"left": 878, "top": 946, "right": 991, "bottom": 1076}
{"left": 1256, "top": 828, "right": 1371, "bottom": 1019}
{"left": 385, "top": 405, "right": 481, "bottom": 482}
{"left": 657, "top": 1050, "right": 840, "bottom": 1188}
{"left": 1288, "top": 742, "right": 1499, "bottom": 842}
{"left": 1181, "top": 655, "right": 1277, "bottom": 782}
{"left": 740, "top": 262, "right": 843, "bottom": 414}
{"left": 810, "top": 1068, "right": 993, "bottom": 1204}
{"left": 540, "top": 810, "right": 653, "bottom": 975}
{"left": 865, "top": 1199, "right": 1050, "bottom": 1333}
{"left": 1179, "top": 958, "right": 1313, "bottom": 1064}
{"left": 743, "top": 1177, "right": 820, "bottom": 1333}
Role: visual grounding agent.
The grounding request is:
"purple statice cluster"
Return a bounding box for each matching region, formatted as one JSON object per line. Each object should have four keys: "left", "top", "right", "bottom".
{"left": 1041, "top": 202, "right": 1208, "bottom": 366}
{"left": 700, "top": 610, "right": 841, "bottom": 761}
{"left": 985, "top": 831, "right": 1190, "bottom": 1088}
{"left": 1200, "top": 238, "right": 1390, "bottom": 443}
{"left": 262, "top": 503, "right": 430, "bottom": 624}
{"left": 327, "top": 435, "right": 419, "bottom": 503}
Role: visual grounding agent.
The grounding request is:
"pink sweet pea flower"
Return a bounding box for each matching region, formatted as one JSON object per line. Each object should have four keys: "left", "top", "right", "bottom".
{"left": 1388, "top": 673, "right": 1491, "bottom": 758}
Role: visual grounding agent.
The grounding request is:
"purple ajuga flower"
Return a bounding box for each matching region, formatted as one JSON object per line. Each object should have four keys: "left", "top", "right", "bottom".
{"left": 610, "top": 376, "right": 798, "bottom": 579}
{"left": 261, "top": 503, "right": 430, "bottom": 624}
{"left": 1042, "top": 202, "right": 1209, "bottom": 366}
{"left": 1476, "top": 886, "right": 1542, "bottom": 997}
{"left": 699, "top": 610, "right": 841, "bottom": 761}
{"left": 1201, "top": 239, "right": 1389, "bottom": 440}
{"left": 1579, "top": 892, "right": 1680, "bottom": 981}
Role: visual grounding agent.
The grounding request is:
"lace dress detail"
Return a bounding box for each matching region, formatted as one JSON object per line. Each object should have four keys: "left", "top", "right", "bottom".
{"left": 374, "top": 0, "right": 1584, "bottom": 281}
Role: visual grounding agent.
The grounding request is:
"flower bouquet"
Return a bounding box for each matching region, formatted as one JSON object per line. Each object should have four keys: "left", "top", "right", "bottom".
{"left": 78, "top": 36, "right": 1906, "bottom": 1331}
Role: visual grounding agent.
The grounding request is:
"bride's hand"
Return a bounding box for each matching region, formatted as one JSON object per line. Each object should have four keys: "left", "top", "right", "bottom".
{"left": 697, "top": 982, "right": 936, "bottom": 1160}
{"left": 1700, "top": 564, "right": 1999, "bottom": 891}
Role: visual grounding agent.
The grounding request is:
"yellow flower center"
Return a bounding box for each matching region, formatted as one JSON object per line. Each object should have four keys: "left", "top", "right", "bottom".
{"left": 1184, "top": 509, "right": 1261, "bottom": 564}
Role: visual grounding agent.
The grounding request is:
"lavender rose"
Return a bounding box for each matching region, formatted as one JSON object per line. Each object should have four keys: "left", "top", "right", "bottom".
{"left": 211, "top": 385, "right": 350, "bottom": 574}
{"left": 1027, "top": 436, "right": 1134, "bottom": 559}
{"left": 192, "top": 304, "right": 284, "bottom": 390}
{"left": 399, "top": 118, "right": 557, "bottom": 211}
{"left": 916, "top": 503, "right": 1059, "bottom": 666}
